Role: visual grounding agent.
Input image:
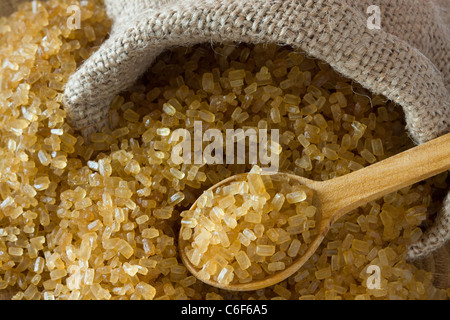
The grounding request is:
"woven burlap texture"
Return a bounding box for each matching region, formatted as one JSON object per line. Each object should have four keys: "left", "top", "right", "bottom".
{"left": 1, "top": 0, "right": 449, "bottom": 286}
{"left": 0, "top": 0, "right": 21, "bottom": 16}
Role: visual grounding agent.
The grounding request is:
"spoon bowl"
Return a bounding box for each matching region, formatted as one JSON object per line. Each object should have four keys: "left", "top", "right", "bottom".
{"left": 179, "top": 133, "right": 450, "bottom": 291}
{"left": 179, "top": 172, "right": 326, "bottom": 291}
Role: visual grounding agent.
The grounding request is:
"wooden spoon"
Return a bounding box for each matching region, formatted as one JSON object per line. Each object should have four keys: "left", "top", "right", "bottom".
{"left": 179, "top": 133, "right": 450, "bottom": 291}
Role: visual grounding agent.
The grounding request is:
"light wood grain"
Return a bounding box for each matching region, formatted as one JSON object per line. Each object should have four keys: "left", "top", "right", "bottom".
{"left": 317, "top": 132, "right": 450, "bottom": 225}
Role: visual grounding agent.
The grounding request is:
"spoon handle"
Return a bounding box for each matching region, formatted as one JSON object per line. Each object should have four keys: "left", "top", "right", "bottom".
{"left": 318, "top": 133, "right": 450, "bottom": 224}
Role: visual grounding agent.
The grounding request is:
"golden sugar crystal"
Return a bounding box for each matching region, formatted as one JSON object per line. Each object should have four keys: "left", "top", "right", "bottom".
{"left": 266, "top": 228, "right": 280, "bottom": 242}
{"left": 361, "top": 149, "right": 377, "bottom": 164}
{"left": 218, "top": 195, "right": 236, "bottom": 209}
{"left": 117, "top": 239, "right": 134, "bottom": 259}
{"left": 274, "top": 284, "right": 292, "bottom": 299}
{"left": 202, "top": 73, "right": 214, "bottom": 93}
{"left": 181, "top": 217, "right": 198, "bottom": 229}
{"left": 270, "top": 107, "right": 282, "bottom": 124}
{"left": 285, "top": 94, "right": 301, "bottom": 106}
{"left": 157, "top": 127, "right": 171, "bottom": 136}
{"left": 256, "top": 245, "right": 276, "bottom": 257}
{"left": 169, "top": 191, "right": 185, "bottom": 205}
{"left": 247, "top": 173, "right": 265, "bottom": 195}
{"left": 287, "top": 239, "right": 302, "bottom": 257}
{"left": 215, "top": 229, "right": 230, "bottom": 247}
{"left": 267, "top": 262, "right": 285, "bottom": 272}
{"left": 244, "top": 82, "right": 258, "bottom": 95}
{"left": 199, "top": 110, "right": 215, "bottom": 123}
{"left": 315, "top": 267, "right": 332, "bottom": 280}
{"left": 270, "top": 251, "right": 286, "bottom": 262}
{"left": 38, "top": 150, "right": 52, "bottom": 166}
{"left": 170, "top": 168, "right": 185, "bottom": 180}
{"left": 163, "top": 103, "right": 177, "bottom": 116}
{"left": 288, "top": 214, "right": 306, "bottom": 227}
{"left": 371, "top": 138, "right": 385, "bottom": 156}
{"left": 348, "top": 160, "right": 364, "bottom": 172}
{"left": 235, "top": 251, "right": 252, "bottom": 270}
{"left": 229, "top": 69, "right": 246, "bottom": 81}
{"left": 244, "top": 212, "right": 262, "bottom": 224}
{"left": 142, "top": 228, "right": 159, "bottom": 239}
{"left": 49, "top": 269, "right": 68, "bottom": 283}
{"left": 223, "top": 213, "right": 237, "bottom": 229}
{"left": 199, "top": 216, "right": 216, "bottom": 232}
{"left": 217, "top": 265, "right": 234, "bottom": 285}
{"left": 210, "top": 207, "right": 225, "bottom": 224}
{"left": 286, "top": 191, "right": 307, "bottom": 204}
{"left": 34, "top": 176, "right": 50, "bottom": 191}
{"left": 254, "top": 224, "right": 265, "bottom": 238}
{"left": 238, "top": 232, "right": 251, "bottom": 247}
{"left": 8, "top": 247, "right": 24, "bottom": 256}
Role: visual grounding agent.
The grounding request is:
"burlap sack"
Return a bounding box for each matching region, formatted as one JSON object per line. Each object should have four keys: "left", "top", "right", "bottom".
{"left": 1, "top": 0, "right": 449, "bottom": 291}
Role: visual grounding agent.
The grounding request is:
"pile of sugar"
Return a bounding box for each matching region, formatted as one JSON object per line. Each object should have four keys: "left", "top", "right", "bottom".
{"left": 0, "top": 0, "right": 448, "bottom": 300}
